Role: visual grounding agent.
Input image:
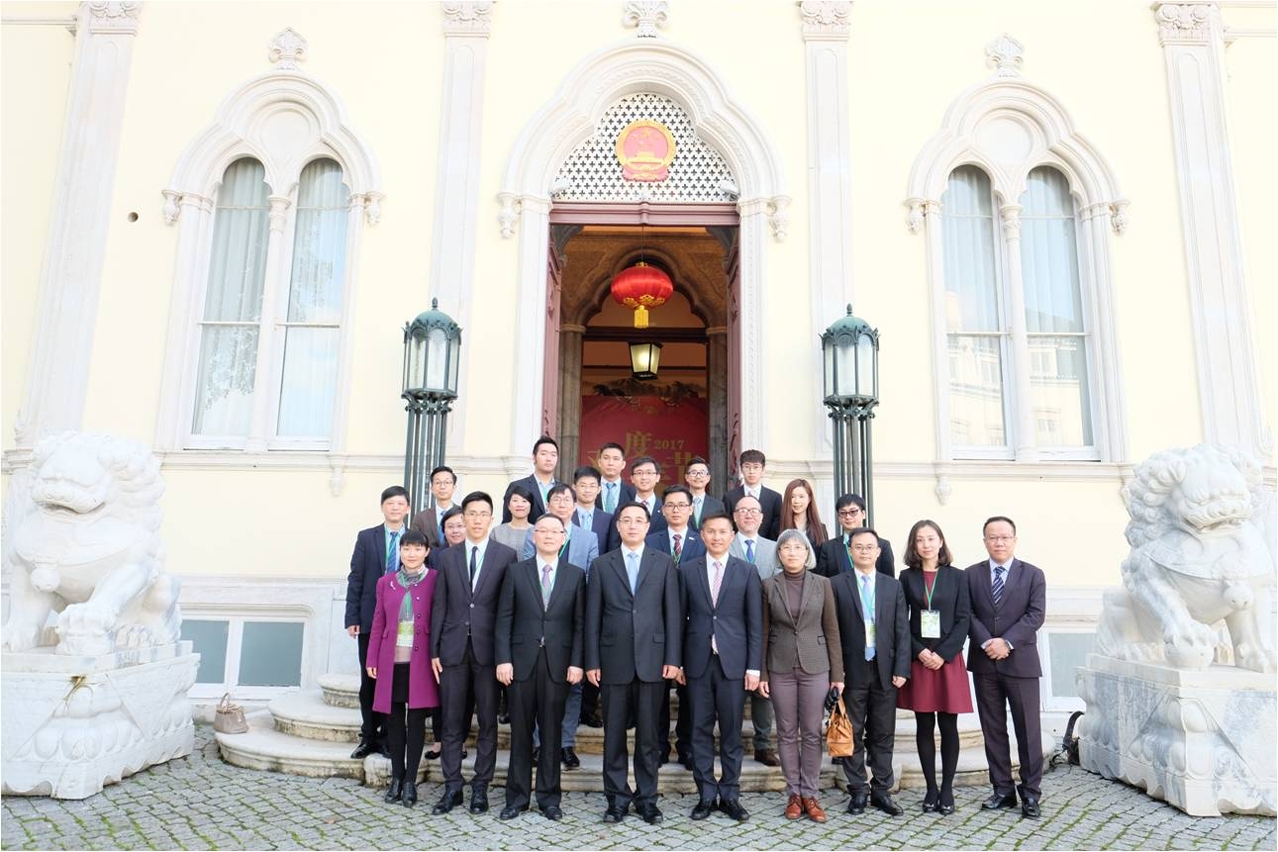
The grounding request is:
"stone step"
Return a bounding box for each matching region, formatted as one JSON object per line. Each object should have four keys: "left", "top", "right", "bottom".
{"left": 318, "top": 673, "right": 361, "bottom": 709}
{"left": 269, "top": 692, "right": 363, "bottom": 742}
{"left": 216, "top": 713, "right": 366, "bottom": 779}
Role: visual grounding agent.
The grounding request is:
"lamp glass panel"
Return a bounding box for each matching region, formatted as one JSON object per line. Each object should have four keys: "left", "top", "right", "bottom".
{"left": 648, "top": 344, "right": 661, "bottom": 374}
{"left": 834, "top": 335, "right": 856, "bottom": 397}
{"left": 424, "top": 327, "right": 448, "bottom": 391}
{"left": 822, "top": 339, "right": 834, "bottom": 398}
{"left": 445, "top": 333, "right": 460, "bottom": 394}
{"left": 404, "top": 332, "right": 426, "bottom": 393}
{"left": 857, "top": 334, "right": 876, "bottom": 400}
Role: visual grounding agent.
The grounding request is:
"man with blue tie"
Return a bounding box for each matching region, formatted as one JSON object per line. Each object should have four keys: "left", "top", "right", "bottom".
{"left": 683, "top": 456, "right": 726, "bottom": 530}
{"left": 595, "top": 442, "right": 636, "bottom": 514}
{"left": 573, "top": 466, "right": 620, "bottom": 553}
{"left": 830, "top": 528, "right": 910, "bottom": 817}
{"left": 728, "top": 495, "right": 781, "bottom": 767}
{"left": 344, "top": 485, "right": 410, "bottom": 760}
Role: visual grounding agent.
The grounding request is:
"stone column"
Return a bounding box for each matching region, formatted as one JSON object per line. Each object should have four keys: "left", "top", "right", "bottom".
{"left": 1154, "top": 2, "right": 1269, "bottom": 456}
{"left": 706, "top": 327, "right": 729, "bottom": 495}
{"left": 13, "top": 2, "right": 141, "bottom": 447}
{"left": 557, "top": 324, "right": 585, "bottom": 478}
{"left": 999, "top": 205, "right": 1037, "bottom": 460}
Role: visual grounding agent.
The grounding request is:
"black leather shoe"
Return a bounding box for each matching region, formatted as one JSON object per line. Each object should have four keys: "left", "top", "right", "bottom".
{"left": 542, "top": 805, "right": 563, "bottom": 821}
{"left": 679, "top": 752, "right": 695, "bottom": 771}
{"left": 350, "top": 739, "right": 375, "bottom": 759}
{"left": 921, "top": 791, "right": 938, "bottom": 813}
{"left": 847, "top": 793, "right": 868, "bottom": 815}
{"left": 401, "top": 781, "right": 417, "bottom": 808}
{"left": 638, "top": 804, "right": 664, "bottom": 824}
{"left": 384, "top": 777, "right": 403, "bottom": 803}
{"left": 469, "top": 788, "right": 489, "bottom": 814}
{"left": 871, "top": 794, "right": 903, "bottom": 816}
{"left": 719, "top": 799, "right": 750, "bottom": 822}
{"left": 498, "top": 711, "right": 511, "bottom": 725}
{"left": 499, "top": 805, "right": 526, "bottom": 820}
{"left": 602, "top": 806, "right": 626, "bottom": 823}
{"left": 690, "top": 799, "right": 716, "bottom": 820}
{"left": 1021, "top": 796, "right": 1041, "bottom": 819}
{"left": 377, "top": 740, "right": 392, "bottom": 759}
{"left": 938, "top": 791, "right": 955, "bottom": 816}
{"left": 561, "top": 747, "right": 580, "bottom": 770}
{"left": 432, "top": 789, "right": 463, "bottom": 814}
{"left": 580, "top": 713, "right": 603, "bottom": 728}
{"left": 754, "top": 749, "right": 780, "bottom": 767}
{"left": 982, "top": 792, "right": 1018, "bottom": 810}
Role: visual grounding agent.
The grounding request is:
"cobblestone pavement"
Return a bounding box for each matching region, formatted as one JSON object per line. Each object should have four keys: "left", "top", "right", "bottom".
{"left": 3, "top": 727, "right": 1274, "bottom": 851}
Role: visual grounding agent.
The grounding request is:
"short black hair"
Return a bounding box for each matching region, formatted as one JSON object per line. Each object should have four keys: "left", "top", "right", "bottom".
{"left": 533, "top": 436, "right": 559, "bottom": 455}
{"left": 546, "top": 482, "right": 577, "bottom": 502}
{"left": 630, "top": 456, "right": 660, "bottom": 475}
{"left": 685, "top": 456, "right": 709, "bottom": 470}
{"left": 573, "top": 465, "right": 602, "bottom": 484}
{"left": 400, "top": 529, "right": 430, "bottom": 549}
{"left": 599, "top": 441, "right": 625, "bottom": 455}
{"left": 983, "top": 515, "right": 1017, "bottom": 535}
{"left": 848, "top": 527, "right": 879, "bottom": 544}
{"left": 460, "top": 491, "right": 493, "bottom": 513}
{"left": 380, "top": 485, "right": 409, "bottom": 504}
{"left": 440, "top": 506, "right": 464, "bottom": 525}
{"left": 662, "top": 485, "right": 693, "bottom": 503}
{"left": 739, "top": 449, "right": 766, "bottom": 466}
{"left": 698, "top": 511, "right": 733, "bottom": 529}
{"left": 835, "top": 493, "right": 867, "bottom": 513}
{"left": 505, "top": 483, "right": 536, "bottom": 507}
{"left": 615, "top": 501, "right": 651, "bottom": 521}
{"left": 429, "top": 466, "right": 456, "bottom": 484}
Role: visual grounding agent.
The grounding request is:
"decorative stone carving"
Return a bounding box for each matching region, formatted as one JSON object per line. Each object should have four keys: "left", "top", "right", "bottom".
{"left": 798, "top": 1, "right": 851, "bottom": 38}
{"left": 497, "top": 191, "right": 520, "bottom": 238}
{"left": 1156, "top": 4, "right": 1214, "bottom": 44}
{"left": 985, "top": 34, "right": 1024, "bottom": 77}
{"left": 442, "top": 1, "right": 494, "bottom": 36}
{"left": 2, "top": 433, "right": 180, "bottom": 657}
{"left": 768, "top": 196, "right": 791, "bottom": 242}
{"left": 86, "top": 2, "right": 140, "bottom": 33}
{"left": 904, "top": 200, "right": 925, "bottom": 234}
{"left": 268, "top": 27, "right": 307, "bottom": 70}
{"left": 622, "top": 1, "right": 668, "bottom": 38}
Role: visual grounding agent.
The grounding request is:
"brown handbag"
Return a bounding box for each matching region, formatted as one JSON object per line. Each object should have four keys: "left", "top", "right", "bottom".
{"left": 213, "top": 692, "right": 249, "bottom": 734}
{"left": 825, "top": 695, "right": 854, "bottom": 758}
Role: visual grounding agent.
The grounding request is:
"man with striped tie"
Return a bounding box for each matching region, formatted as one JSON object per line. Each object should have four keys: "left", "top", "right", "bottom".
{"left": 727, "top": 495, "right": 781, "bottom": 766}
{"left": 966, "top": 516, "right": 1047, "bottom": 821}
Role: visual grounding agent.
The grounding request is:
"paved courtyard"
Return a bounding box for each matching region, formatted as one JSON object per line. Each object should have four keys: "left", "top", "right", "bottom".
{"left": 2, "top": 726, "right": 1274, "bottom": 851}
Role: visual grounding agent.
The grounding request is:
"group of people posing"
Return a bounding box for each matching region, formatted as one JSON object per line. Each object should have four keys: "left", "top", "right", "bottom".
{"left": 345, "top": 440, "right": 1047, "bottom": 825}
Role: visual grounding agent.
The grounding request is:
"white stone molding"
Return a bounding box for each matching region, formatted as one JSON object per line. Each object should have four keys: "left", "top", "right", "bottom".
{"left": 155, "top": 54, "right": 384, "bottom": 454}
{"left": 498, "top": 39, "right": 789, "bottom": 455}
{"left": 13, "top": 1, "right": 141, "bottom": 453}
{"left": 985, "top": 33, "right": 1024, "bottom": 77}
{"left": 442, "top": 1, "right": 494, "bottom": 35}
{"left": 1152, "top": 3, "right": 1270, "bottom": 458}
{"left": 622, "top": 1, "right": 668, "bottom": 38}
{"left": 267, "top": 27, "right": 307, "bottom": 70}
{"left": 798, "top": 1, "right": 851, "bottom": 38}
{"left": 905, "top": 68, "right": 1130, "bottom": 465}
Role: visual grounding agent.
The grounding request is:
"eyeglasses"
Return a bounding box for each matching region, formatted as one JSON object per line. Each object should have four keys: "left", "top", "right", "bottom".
{"left": 850, "top": 544, "right": 878, "bottom": 553}
{"left": 685, "top": 470, "right": 708, "bottom": 478}
{"left": 463, "top": 510, "right": 492, "bottom": 519}
{"left": 985, "top": 535, "right": 1015, "bottom": 543}
{"left": 664, "top": 502, "right": 691, "bottom": 510}
{"left": 734, "top": 508, "right": 762, "bottom": 516}
{"left": 778, "top": 543, "right": 808, "bottom": 552}
{"left": 837, "top": 508, "right": 863, "bottom": 517}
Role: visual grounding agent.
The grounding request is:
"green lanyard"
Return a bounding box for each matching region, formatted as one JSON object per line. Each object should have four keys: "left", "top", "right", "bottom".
{"left": 923, "top": 570, "right": 937, "bottom": 610}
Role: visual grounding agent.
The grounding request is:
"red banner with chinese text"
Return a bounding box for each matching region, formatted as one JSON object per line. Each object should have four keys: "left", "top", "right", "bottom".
{"left": 579, "top": 395, "right": 708, "bottom": 484}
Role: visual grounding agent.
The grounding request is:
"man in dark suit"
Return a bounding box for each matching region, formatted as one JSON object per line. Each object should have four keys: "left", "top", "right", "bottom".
{"left": 595, "top": 442, "right": 636, "bottom": 514}
{"left": 630, "top": 456, "right": 665, "bottom": 534}
{"left": 585, "top": 503, "right": 683, "bottom": 825}
{"left": 344, "top": 485, "right": 410, "bottom": 759}
{"left": 816, "top": 493, "right": 897, "bottom": 579}
{"left": 429, "top": 492, "right": 519, "bottom": 815}
{"left": 966, "top": 516, "right": 1047, "bottom": 820}
{"left": 494, "top": 514, "right": 586, "bottom": 821}
{"left": 830, "top": 528, "right": 911, "bottom": 816}
{"left": 501, "top": 436, "right": 559, "bottom": 523}
{"left": 723, "top": 449, "right": 782, "bottom": 540}
{"left": 683, "top": 456, "right": 726, "bottom": 530}
{"left": 677, "top": 513, "right": 761, "bottom": 822}
{"left": 572, "top": 466, "right": 620, "bottom": 553}
{"left": 408, "top": 465, "right": 458, "bottom": 549}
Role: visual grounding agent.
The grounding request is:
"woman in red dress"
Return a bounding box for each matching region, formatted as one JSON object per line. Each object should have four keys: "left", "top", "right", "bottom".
{"left": 895, "top": 519, "right": 972, "bottom": 816}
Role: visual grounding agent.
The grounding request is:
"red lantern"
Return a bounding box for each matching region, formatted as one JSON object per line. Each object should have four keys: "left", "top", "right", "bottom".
{"left": 610, "top": 262, "right": 673, "bottom": 329}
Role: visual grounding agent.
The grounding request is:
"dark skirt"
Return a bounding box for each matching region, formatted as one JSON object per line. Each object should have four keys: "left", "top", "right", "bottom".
{"left": 391, "top": 662, "right": 411, "bottom": 704}
{"left": 896, "top": 654, "right": 973, "bottom": 714}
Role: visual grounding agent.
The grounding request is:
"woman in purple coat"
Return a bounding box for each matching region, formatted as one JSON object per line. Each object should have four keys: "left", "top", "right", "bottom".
{"left": 367, "top": 529, "right": 439, "bottom": 807}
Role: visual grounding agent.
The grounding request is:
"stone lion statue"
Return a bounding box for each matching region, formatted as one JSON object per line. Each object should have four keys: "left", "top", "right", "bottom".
{"left": 2, "top": 432, "right": 180, "bottom": 656}
{"left": 1095, "top": 444, "right": 1276, "bottom": 672}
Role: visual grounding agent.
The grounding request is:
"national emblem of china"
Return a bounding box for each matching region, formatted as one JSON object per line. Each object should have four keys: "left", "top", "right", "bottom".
{"left": 616, "top": 120, "right": 677, "bottom": 182}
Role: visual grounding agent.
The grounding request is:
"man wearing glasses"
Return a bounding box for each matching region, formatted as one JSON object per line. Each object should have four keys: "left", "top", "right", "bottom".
{"left": 727, "top": 495, "right": 781, "bottom": 766}
{"left": 816, "top": 494, "right": 897, "bottom": 579}
{"left": 682, "top": 456, "right": 725, "bottom": 530}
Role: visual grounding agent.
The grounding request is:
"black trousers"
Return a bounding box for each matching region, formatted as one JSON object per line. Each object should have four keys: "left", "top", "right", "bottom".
{"left": 841, "top": 658, "right": 898, "bottom": 795}
{"left": 974, "top": 671, "right": 1043, "bottom": 798}
{"left": 687, "top": 656, "right": 747, "bottom": 803}
{"left": 659, "top": 679, "right": 692, "bottom": 757}
{"left": 385, "top": 664, "right": 429, "bottom": 782}
{"left": 356, "top": 632, "right": 384, "bottom": 742}
{"left": 601, "top": 679, "right": 665, "bottom": 809}
{"left": 506, "top": 649, "right": 569, "bottom": 810}
{"left": 439, "top": 642, "right": 498, "bottom": 792}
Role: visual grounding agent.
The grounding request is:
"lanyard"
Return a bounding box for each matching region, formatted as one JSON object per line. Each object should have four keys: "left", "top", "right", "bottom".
{"left": 923, "top": 570, "right": 938, "bottom": 610}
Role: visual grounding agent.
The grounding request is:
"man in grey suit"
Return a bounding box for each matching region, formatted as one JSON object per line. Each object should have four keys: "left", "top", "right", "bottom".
{"left": 728, "top": 495, "right": 781, "bottom": 767}
{"left": 494, "top": 514, "right": 586, "bottom": 821}
{"left": 585, "top": 503, "right": 683, "bottom": 825}
{"left": 678, "top": 513, "right": 761, "bottom": 822}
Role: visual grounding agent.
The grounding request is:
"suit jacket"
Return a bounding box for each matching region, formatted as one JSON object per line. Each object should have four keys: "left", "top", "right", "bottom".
{"left": 965, "top": 558, "right": 1046, "bottom": 678}
{"left": 408, "top": 505, "right": 454, "bottom": 550}
{"left": 345, "top": 524, "right": 396, "bottom": 633}
{"left": 494, "top": 557, "right": 585, "bottom": 684}
{"left": 645, "top": 527, "right": 705, "bottom": 566}
{"left": 689, "top": 494, "right": 727, "bottom": 530}
{"left": 573, "top": 507, "right": 621, "bottom": 553}
{"left": 759, "top": 571, "right": 844, "bottom": 684}
{"left": 635, "top": 494, "right": 666, "bottom": 535}
{"left": 815, "top": 534, "right": 897, "bottom": 579}
{"left": 584, "top": 548, "right": 682, "bottom": 683}
{"left": 521, "top": 524, "right": 600, "bottom": 575}
{"left": 429, "top": 539, "right": 519, "bottom": 666}
{"left": 900, "top": 566, "right": 971, "bottom": 661}
{"left": 729, "top": 533, "right": 780, "bottom": 580}
{"left": 594, "top": 479, "right": 637, "bottom": 514}
{"left": 501, "top": 475, "right": 554, "bottom": 524}
{"left": 830, "top": 570, "right": 911, "bottom": 690}
{"left": 679, "top": 554, "right": 762, "bottom": 680}
{"left": 367, "top": 571, "right": 439, "bottom": 712}
{"left": 724, "top": 485, "right": 783, "bottom": 540}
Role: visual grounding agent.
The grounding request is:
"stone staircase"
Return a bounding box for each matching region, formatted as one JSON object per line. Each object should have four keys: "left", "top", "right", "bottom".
{"left": 216, "top": 674, "right": 1014, "bottom": 792}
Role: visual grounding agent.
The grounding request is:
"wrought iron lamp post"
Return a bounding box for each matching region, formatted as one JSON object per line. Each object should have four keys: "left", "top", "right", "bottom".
{"left": 402, "top": 299, "right": 461, "bottom": 519}
{"left": 821, "top": 305, "right": 880, "bottom": 527}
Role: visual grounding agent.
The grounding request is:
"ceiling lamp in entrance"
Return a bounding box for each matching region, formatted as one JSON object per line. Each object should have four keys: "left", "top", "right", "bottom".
{"left": 611, "top": 262, "right": 673, "bottom": 329}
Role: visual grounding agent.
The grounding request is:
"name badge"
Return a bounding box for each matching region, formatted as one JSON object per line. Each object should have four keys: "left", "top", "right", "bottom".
{"left": 865, "top": 621, "right": 876, "bottom": 648}
{"left": 921, "top": 609, "right": 941, "bottom": 639}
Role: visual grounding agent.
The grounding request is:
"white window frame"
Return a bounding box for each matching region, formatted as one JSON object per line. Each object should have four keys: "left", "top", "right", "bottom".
{"left": 185, "top": 614, "right": 309, "bottom": 701}
{"left": 158, "top": 71, "right": 383, "bottom": 455}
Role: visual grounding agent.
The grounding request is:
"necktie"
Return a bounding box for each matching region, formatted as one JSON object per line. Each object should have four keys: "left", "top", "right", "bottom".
{"left": 672, "top": 533, "right": 683, "bottom": 563}
{"left": 745, "top": 539, "right": 756, "bottom": 564}
{"left": 386, "top": 530, "right": 399, "bottom": 574}
{"left": 993, "top": 565, "right": 1005, "bottom": 607}
{"left": 626, "top": 551, "right": 640, "bottom": 593}
{"left": 605, "top": 482, "right": 617, "bottom": 513}
{"left": 862, "top": 574, "right": 875, "bottom": 660}
{"left": 581, "top": 511, "right": 592, "bottom": 530}
{"left": 469, "top": 545, "right": 478, "bottom": 588}
{"left": 542, "top": 564, "right": 553, "bottom": 607}
{"left": 711, "top": 560, "right": 723, "bottom": 653}
{"left": 694, "top": 497, "right": 703, "bottom": 525}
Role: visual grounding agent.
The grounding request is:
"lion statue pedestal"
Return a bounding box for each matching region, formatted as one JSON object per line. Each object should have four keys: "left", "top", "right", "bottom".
{"left": 1077, "top": 444, "right": 1277, "bottom": 816}
{"left": 1, "top": 433, "right": 200, "bottom": 800}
